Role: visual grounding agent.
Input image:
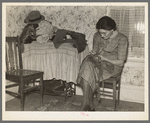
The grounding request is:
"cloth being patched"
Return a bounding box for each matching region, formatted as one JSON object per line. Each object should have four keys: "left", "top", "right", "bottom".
{"left": 36, "top": 20, "right": 54, "bottom": 44}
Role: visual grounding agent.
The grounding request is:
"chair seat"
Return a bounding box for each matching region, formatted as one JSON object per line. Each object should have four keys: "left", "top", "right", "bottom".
{"left": 103, "top": 77, "right": 117, "bottom": 83}
{"left": 99, "top": 76, "right": 120, "bottom": 89}
{"left": 6, "top": 69, "right": 43, "bottom": 76}
{"left": 6, "top": 69, "right": 44, "bottom": 83}
{"left": 99, "top": 82, "right": 120, "bottom": 90}
{"left": 102, "top": 74, "right": 121, "bottom": 83}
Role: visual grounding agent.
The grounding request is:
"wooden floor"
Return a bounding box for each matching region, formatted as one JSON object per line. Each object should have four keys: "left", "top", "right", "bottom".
{"left": 5, "top": 92, "right": 144, "bottom": 111}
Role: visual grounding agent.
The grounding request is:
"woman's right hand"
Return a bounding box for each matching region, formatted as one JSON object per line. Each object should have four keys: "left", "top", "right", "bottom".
{"left": 89, "top": 50, "right": 96, "bottom": 55}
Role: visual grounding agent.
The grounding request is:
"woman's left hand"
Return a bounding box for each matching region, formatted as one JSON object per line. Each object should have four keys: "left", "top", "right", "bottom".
{"left": 98, "top": 55, "right": 124, "bottom": 66}
{"left": 98, "top": 55, "right": 108, "bottom": 61}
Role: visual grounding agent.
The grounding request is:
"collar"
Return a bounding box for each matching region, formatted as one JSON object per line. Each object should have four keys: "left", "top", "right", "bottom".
{"left": 110, "top": 30, "right": 118, "bottom": 39}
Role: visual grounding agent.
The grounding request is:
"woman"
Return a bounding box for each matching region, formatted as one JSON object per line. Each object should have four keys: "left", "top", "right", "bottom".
{"left": 76, "top": 16, "right": 128, "bottom": 111}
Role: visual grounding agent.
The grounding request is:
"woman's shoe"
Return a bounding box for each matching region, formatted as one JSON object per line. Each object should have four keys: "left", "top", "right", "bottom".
{"left": 83, "top": 105, "right": 95, "bottom": 111}
{"left": 89, "top": 108, "right": 95, "bottom": 111}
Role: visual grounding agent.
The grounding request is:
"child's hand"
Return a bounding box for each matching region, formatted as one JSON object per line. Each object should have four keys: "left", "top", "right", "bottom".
{"left": 27, "top": 25, "right": 35, "bottom": 37}
{"left": 66, "top": 35, "right": 72, "bottom": 39}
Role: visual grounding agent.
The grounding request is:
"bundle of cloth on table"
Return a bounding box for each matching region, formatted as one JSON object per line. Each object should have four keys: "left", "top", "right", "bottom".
{"left": 20, "top": 10, "right": 87, "bottom": 53}
{"left": 52, "top": 29, "right": 87, "bottom": 53}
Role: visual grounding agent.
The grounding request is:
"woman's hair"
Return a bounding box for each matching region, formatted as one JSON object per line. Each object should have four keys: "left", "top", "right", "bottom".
{"left": 96, "top": 16, "right": 116, "bottom": 31}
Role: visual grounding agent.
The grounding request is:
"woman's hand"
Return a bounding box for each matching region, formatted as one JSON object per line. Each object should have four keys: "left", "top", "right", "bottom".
{"left": 98, "top": 54, "right": 124, "bottom": 66}
{"left": 98, "top": 55, "right": 107, "bottom": 61}
{"left": 89, "top": 50, "right": 96, "bottom": 55}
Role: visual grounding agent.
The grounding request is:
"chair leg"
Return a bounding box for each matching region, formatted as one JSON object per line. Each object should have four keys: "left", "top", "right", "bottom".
{"left": 20, "top": 78, "right": 25, "bottom": 111}
{"left": 96, "top": 87, "right": 101, "bottom": 103}
{"left": 33, "top": 79, "right": 36, "bottom": 86}
{"left": 40, "top": 75, "right": 44, "bottom": 106}
{"left": 117, "top": 83, "right": 121, "bottom": 105}
{"left": 113, "top": 81, "right": 117, "bottom": 111}
{"left": 18, "top": 85, "right": 20, "bottom": 94}
{"left": 74, "top": 84, "right": 76, "bottom": 95}
{"left": 102, "top": 81, "right": 104, "bottom": 98}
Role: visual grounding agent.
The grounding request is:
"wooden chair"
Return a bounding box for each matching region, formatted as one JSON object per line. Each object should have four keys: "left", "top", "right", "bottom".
{"left": 98, "top": 73, "right": 121, "bottom": 111}
{"left": 5, "top": 36, "right": 44, "bottom": 111}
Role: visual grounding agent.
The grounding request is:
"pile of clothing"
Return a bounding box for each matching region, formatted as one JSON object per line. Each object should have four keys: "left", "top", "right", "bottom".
{"left": 20, "top": 10, "right": 87, "bottom": 53}
{"left": 52, "top": 29, "right": 87, "bottom": 53}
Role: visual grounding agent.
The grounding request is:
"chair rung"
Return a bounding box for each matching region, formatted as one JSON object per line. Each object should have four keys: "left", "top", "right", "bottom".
{"left": 6, "top": 84, "right": 19, "bottom": 88}
{"left": 6, "top": 90, "right": 20, "bottom": 98}
{"left": 24, "top": 85, "right": 40, "bottom": 92}
{"left": 100, "top": 90, "right": 112, "bottom": 94}
{"left": 101, "top": 93, "right": 113, "bottom": 97}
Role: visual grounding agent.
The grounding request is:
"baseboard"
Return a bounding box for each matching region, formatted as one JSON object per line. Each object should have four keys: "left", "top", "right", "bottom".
{"left": 120, "top": 84, "right": 144, "bottom": 103}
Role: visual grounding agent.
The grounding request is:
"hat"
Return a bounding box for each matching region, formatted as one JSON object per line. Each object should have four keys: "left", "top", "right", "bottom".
{"left": 24, "top": 10, "right": 45, "bottom": 24}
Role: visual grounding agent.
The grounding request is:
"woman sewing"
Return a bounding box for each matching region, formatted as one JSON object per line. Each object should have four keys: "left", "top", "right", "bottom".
{"left": 76, "top": 16, "right": 128, "bottom": 111}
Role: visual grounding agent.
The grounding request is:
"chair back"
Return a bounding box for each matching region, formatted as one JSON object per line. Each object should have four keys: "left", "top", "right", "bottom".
{"left": 6, "top": 36, "right": 23, "bottom": 71}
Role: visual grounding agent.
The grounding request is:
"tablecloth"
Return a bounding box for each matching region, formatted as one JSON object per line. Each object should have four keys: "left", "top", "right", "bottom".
{"left": 22, "top": 41, "right": 89, "bottom": 83}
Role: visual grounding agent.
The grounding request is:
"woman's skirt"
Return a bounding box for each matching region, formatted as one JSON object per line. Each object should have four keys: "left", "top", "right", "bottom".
{"left": 76, "top": 55, "right": 122, "bottom": 92}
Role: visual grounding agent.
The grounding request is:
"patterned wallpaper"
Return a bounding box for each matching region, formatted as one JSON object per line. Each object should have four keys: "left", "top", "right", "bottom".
{"left": 5, "top": 6, "right": 144, "bottom": 86}
{"left": 6, "top": 6, "right": 106, "bottom": 50}
{"left": 121, "top": 66, "right": 144, "bottom": 86}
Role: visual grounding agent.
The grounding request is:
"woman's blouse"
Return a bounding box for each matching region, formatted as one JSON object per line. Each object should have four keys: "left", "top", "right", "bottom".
{"left": 93, "top": 31, "right": 128, "bottom": 65}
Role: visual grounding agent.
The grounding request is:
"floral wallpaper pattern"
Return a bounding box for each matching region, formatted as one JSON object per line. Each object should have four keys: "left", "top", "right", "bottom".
{"left": 6, "top": 6, "right": 106, "bottom": 50}
{"left": 121, "top": 66, "right": 144, "bottom": 86}
{"left": 6, "top": 6, "right": 144, "bottom": 86}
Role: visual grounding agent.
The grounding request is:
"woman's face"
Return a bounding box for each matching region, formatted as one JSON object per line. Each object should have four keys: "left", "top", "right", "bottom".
{"left": 98, "top": 29, "right": 113, "bottom": 40}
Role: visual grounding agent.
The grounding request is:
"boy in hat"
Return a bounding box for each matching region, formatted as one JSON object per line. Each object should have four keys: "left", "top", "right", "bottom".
{"left": 20, "top": 10, "right": 45, "bottom": 44}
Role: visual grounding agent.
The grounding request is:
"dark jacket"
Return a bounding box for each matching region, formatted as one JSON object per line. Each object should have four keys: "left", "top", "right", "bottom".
{"left": 20, "top": 24, "right": 38, "bottom": 44}
{"left": 52, "top": 29, "right": 87, "bottom": 53}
